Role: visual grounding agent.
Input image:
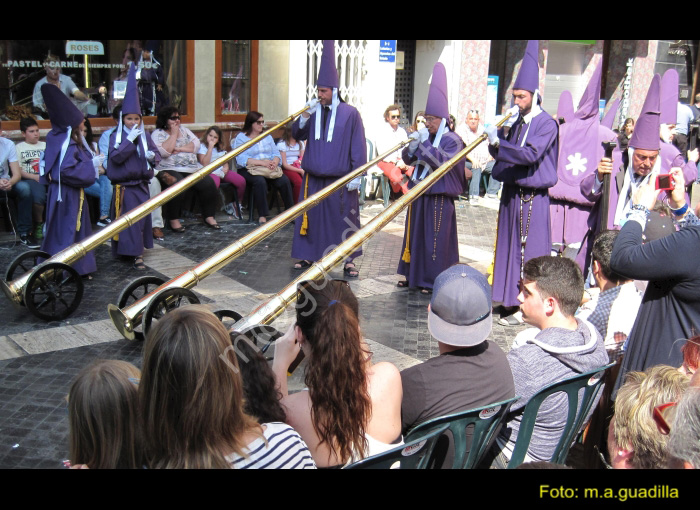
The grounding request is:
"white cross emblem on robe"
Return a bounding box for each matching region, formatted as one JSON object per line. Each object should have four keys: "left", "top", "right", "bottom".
{"left": 566, "top": 152, "right": 587, "bottom": 176}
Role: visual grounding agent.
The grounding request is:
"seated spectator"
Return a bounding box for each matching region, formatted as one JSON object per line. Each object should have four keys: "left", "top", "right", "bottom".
{"left": 232, "top": 331, "right": 287, "bottom": 424}
{"left": 32, "top": 55, "right": 94, "bottom": 119}
{"left": 276, "top": 124, "right": 304, "bottom": 205}
{"left": 140, "top": 305, "right": 315, "bottom": 469}
{"left": 15, "top": 117, "right": 47, "bottom": 241}
{"left": 485, "top": 256, "right": 608, "bottom": 468}
{"left": 576, "top": 230, "right": 643, "bottom": 362}
{"left": 667, "top": 386, "right": 700, "bottom": 469}
{"left": 80, "top": 116, "right": 112, "bottom": 227}
{"left": 607, "top": 365, "right": 689, "bottom": 469}
{"left": 375, "top": 104, "right": 412, "bottom": 197}
{"left": 232, "top": 111, "right": 294, "bottom": 224}
{"left": 1, "top": 123, "right": 39, "bottom": 248}
{"left": 679, "top": 336, "right": 700, "bottom": 376}
{"left": 400, "top": 264, "right": 515, "bottom": 468}
{"left": 272, "top": 279, "right": 403, "bottom": 467}
{"left": 455, "top": 110, "right": 499, "bottom": 202}
{"left": 198, "top": 125, "right": 246, "bottom": 218}
{"left": 67, "top": 360, "right": 143, "bottom": 469}
{"left": 152, "top": 106, "right": 220, "bottom": 231}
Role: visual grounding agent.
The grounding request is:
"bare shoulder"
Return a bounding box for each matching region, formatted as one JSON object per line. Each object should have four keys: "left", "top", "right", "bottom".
{"left": 368, "top": 362, "right": 402, "bottom": 396}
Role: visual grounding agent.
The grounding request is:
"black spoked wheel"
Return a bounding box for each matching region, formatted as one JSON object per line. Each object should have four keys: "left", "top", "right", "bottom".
{"left": 236, "top": 324, "right": 282, "bottom": 354}
{"left": 213, "top": 309, "right": 243, "bottom": 331}
{"left": 116, "top": 276, "right": 167, "bottom": 341}
{"left": 23, "top": 262, "right": 84, "bottom": 321}
{"left": 5, "top": 250, "right": 50, "bottom": 282}
{"left": 141, "top": 287, "right": 200, "bottom": 339}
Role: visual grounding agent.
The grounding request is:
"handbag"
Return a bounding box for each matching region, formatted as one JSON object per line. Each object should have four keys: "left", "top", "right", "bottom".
{"left": 246, "top": 162, "right": 283, "bottom": 179}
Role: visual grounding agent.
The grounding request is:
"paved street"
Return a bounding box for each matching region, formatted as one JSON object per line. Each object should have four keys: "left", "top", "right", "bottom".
{"left": 0, "top": 195, "right": 530, "bottom": 468}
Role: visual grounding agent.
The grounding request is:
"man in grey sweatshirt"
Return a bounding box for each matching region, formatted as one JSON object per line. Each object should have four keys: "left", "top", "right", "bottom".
{"left": 488, "top": 256, "right": 608, "bottom": 468}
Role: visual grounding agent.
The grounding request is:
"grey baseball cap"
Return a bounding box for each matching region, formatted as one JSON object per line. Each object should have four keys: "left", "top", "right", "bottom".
{"left": 427, "top": 264, "right": 492, "bottom": 347}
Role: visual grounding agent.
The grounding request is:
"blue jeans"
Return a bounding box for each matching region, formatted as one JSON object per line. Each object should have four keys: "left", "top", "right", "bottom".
{"left": 8, "top": 179, "right": 45, "bottom": 235}
{"left": 84, "top": 174, "right": 113, "bottom": 218}
{"left": 469, "top": 160, "right": 499, "bottom": 197}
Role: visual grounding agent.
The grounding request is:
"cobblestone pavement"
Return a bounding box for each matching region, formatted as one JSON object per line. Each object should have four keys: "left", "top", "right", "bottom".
{"left": 0, "top": 196, "right": 531, "bottom": 468}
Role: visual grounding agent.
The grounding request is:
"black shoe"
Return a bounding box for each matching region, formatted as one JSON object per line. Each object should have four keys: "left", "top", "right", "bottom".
{"left": 20, "top": 234, "right": 40, "bottom": 249}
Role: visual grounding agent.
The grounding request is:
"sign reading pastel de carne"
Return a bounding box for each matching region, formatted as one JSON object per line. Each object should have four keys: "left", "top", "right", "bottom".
{"left": 66, "top": 41, "right": 105, "bottom": 56}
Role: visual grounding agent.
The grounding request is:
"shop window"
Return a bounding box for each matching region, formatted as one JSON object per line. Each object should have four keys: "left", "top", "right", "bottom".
{"left": 216, "top": 40, "right": 258, "bottom": 122}
{"left": 0, "top": 40, "right": 194, "bottom": 130}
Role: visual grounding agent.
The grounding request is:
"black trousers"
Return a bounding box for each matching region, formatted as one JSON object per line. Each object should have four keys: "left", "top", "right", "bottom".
{"left": 238, "top": 167, "right": 293, "bottom": 217}
{"left": 157, "top": 170, "right": 218, "bottom": 220}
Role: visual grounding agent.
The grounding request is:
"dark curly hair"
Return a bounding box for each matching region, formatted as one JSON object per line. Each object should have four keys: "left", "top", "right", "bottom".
{"left": 232, "top": 332, "right": 286, "bottom": 424}
{"left": 295, "top": 279, "right": 371, "bottom": 462}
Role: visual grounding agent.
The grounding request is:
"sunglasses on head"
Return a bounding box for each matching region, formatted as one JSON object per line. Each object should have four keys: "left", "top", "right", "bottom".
{"left": 653, "top": 401, "right": 677, "bottom": 436}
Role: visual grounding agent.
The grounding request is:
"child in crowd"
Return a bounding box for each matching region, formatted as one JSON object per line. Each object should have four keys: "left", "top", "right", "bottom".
{"left": 107, "top": 62, "right": 159, "bottom": 270}
{"left": 80, "top": 116, "right": 112, "bottom": 227}
{"left": 197, "top": 125, "right": 245, "bottom": 218}
{"left": 15, "top": 117, "right": 47, "bottom": 240}
{"left": 67, "top": 360, "right": 143, "bottom": 469}
{"left": 276, "top": 124, "right": 304, "bottom": 204}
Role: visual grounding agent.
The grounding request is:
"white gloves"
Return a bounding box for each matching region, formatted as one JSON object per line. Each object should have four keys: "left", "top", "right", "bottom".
{"left": 418, "top": 127, "right": 429, "bottom": 143}
{"left": 347, "top": 176, "right": 362, "bottom": 191}
{"left": 146, "top": 150, "right": 156, "bottom": 162}
{"left": 127, "top": 126, "right": 143, "bottom": 142}
{"left": 408, "top": 131, "right": 421, "bottom": 153}
{"left": 305, "top": 98, "right": 319, "bottom": 111}
{"left": 504, "top": 106, "right": 519, "bottom": 127}
{"left": 92, "top": 155, "right": 105, "bottom": 169}
{"left": 484, "top": 125, "right": 499, "bottom": 146}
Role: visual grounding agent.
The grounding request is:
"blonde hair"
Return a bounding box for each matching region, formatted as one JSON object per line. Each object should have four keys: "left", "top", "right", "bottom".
{"left": 613, "top": 365, "right": 690, "bottom": 469}
{"left": 68, "top": 360, "right": 143, "bottom": 469}
{"left": 139, "top": 305, "right": 262, "bottom": 468}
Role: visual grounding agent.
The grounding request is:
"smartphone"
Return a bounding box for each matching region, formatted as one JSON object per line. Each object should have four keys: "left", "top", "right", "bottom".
{"left": 655, "top": 174, "right": 673, "bottom": 191}
{"left": 287, "top": 350, "right": 305, "bottom": 376}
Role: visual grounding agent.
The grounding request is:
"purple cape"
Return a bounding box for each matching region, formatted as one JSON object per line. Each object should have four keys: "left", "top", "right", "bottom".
{"left": 489, "top": 111, "right": 559, "bottom": 306}
{"left": 40, "top": 142, "right": 97, "bottom": 275}
{"left": 397, "top": 131, "right": 467, "bottom": 289}
{"left": 291, "top": 102, "right": 366, "bottom": 262}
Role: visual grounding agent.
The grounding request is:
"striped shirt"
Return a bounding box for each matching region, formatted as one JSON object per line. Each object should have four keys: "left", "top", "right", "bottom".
{"left": 227, "top": 422, "right": 316, "bottom": 469}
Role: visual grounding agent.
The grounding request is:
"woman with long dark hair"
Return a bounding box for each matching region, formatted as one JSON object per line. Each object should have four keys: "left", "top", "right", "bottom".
{"left": 232, "top": 111, "right": 293, "bottom": 224}
{"left": 272, "top": 279, "right": 403, "bottom": 467}
{"left": 152, "top": 106, "right": 220, "bottom": 231}
{"left": 139, "top": 305, "right": 315, "bottom": 469}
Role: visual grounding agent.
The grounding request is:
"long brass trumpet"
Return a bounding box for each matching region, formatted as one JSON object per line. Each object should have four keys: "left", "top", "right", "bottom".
{"left": 231, "top": 113, "right": 512, "bottom": 334}
{"left": 1, "top": 106, "right": 310, "bottom": 321}
{"left": 109, "top": 138, "right": 413, "bottom": 340}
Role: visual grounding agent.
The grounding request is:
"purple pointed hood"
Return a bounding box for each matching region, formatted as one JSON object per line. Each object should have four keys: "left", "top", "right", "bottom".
{"left": 601, "top": 98, "right": 620, "bottom": 130}
{"left": 41, "top": 83, "right": 83, "bottom": 132}
{"left": 317, "top": 40, "right": 338, "bottom": 89}
{"left": 557, "top": 90, "right": 574, "bottom": 124}
{"left": 425, "top": 62, "right": 449, "bottom": 120}
{"left": 660, "top": 69, "right": 679, "bottom": 125}
{"left": 122, "top": 62, "right": 141, "bottom": 116}
{"left": 513, "top": 40, "right": 540, "bottom": 94}
{"left": 575, "top": 61, "right": 603, "bottom": 121}
{"left": 629, "top": 74, "right": 661, "bottom": 151}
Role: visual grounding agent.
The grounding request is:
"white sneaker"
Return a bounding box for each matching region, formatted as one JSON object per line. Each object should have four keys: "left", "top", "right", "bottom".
{"left": 470, "top": 196, "right": 480, "bottom": 204}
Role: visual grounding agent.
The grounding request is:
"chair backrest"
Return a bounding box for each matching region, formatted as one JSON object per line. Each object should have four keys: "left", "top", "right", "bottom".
{"left": 506, "top": 362, "right": 614, "bottom": 468}
{"left": 404, "top": 396, "right": 520, "bottom": 469}
{"left": 366, "top": 138, "right": 375, "bottom": 160}
{"left": 343, "top": 423, "right": 449, "bottom": 469}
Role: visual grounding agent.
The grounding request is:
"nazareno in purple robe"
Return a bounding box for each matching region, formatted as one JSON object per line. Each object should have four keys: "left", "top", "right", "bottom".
{"left": 397, "top": 131, "right": 467, "bottom": 289}
{"left": 107, "top": 128, "right": 159, "bottom": 257}
{"left": 489, "top": 111, "right": 559, "bottom": 307}
{"left": 291, "top": 102, "right": 366, "bottom": 263}
{"left": 40, "top": 141, "right": 97, "bottom": 276}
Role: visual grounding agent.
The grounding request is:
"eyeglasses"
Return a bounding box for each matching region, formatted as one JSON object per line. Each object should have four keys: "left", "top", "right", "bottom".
{"left": 169, "top": 116, "right": 181, "bottom": 121}
{"left": 390, "top": 115, "right": 401, "bottom": 120}
{"left": 255, "top": 120, "right": 265, "bottom": 125}
{"left": 468, "top": 109, "right": 480, "bottom": 114}
{"left": 652, "top": 401, "right": 678, "bottom": 435}
{"left": 424, "top": 115, "right": 440, "bottom": 123}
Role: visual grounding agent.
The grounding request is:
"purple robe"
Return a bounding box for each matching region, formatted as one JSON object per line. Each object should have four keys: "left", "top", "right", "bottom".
{"left": 397, "top": 131, "right": 467, "bottom": 289}
{"left": 107, "top": 129, "right": 158, "bottom": 257}
{"left": 489, "top": 111, "right": 559, "bottom": 307}
{"left": 291, "top": 102, "right": 366, "bottom": 262}
{"left": 40, "top": 142, "right": 97, "bottom": 276}
{"left": 550, "top": 125, "right": 618, "bottom": 274}
{"left": 659, "top": 141, "right": 697, "bottom": 203}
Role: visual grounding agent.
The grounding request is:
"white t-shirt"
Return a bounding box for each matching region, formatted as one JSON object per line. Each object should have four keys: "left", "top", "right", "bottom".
{"left": 276, "top": 140, "right": 304, "bottom": 165}
{"left": 15, "top": 141, "right": 46, "bottom": 176}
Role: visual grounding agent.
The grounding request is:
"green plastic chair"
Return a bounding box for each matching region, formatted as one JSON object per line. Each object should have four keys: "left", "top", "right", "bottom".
{"left": 506, "top": 362, "right": 614, "bottom": 468}
{"left": 404, "top": 396, "right": 520, "bottom": 469}
{"left": 343, "top": 423, "right": 449, "bottom": 469}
